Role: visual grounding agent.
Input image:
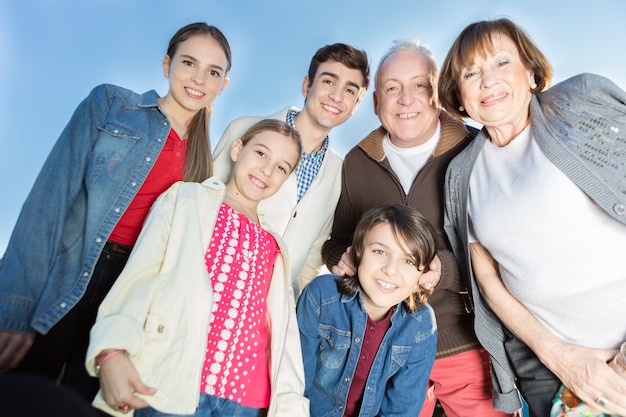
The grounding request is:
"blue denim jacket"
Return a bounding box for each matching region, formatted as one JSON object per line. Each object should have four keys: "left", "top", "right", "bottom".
{"left": 0, "top": 84, "right": 171, "bottom": 334}
{"left": 296, "top": 274, "right": 437, "bottom": 417}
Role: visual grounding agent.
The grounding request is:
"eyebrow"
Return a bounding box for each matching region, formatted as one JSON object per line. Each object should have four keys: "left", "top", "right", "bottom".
{"left": 368, "top": 240, "right": 414, "bottom": 259}
{"left": 178, "top": 54, "right": 225, "bottom": 72}
{"left": 319, "top": 71, "right": 362, "bottom": 91}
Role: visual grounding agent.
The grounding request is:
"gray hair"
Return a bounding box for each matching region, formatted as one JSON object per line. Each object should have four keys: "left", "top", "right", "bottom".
{"left": 375, "top": 39, "right": 439, "bottom": 104}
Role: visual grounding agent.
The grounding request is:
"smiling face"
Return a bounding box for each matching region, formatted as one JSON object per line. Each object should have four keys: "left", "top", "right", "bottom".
{"left": 357, "top": 223, "right": 425, "bottom": 321}
{"left": 300, "top": 60, "right": 365, "bottom": 132}
{"left": 457, "top": 34, "right": 535, "bottom": 145}
{"left": 226, "top": 130, "right": 300, "bottom": 212}
{"left": 373, "top": 49, "right": 440, "bottom": 148}
{"left": 161, "top": 33, "right": 230, "bottom": 122}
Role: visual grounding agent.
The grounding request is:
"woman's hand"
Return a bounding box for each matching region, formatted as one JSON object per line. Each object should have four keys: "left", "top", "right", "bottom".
{"left": 545, "top": 342, "right": 626, "bottom": 416}
{"left": 0, "top": 330, "right": 34, "bottom": 372}
{"left": 98, "top": 352, "right": 156, "bottom": 413}
{"left": 470, "top": 242, "right": 626, "bottom": 416}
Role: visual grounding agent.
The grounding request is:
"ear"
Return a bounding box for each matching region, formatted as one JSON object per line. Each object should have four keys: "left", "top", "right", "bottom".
{"left": 162, "top": 55, "right": 171, "bottom": 78}
{"left": 218, "top": 76, "right": 230, "bottom": 95}
{"left": 230, "top": 139, "right": 243, "bottom": 162}
{"left": 301, "top": 76, "right": 311, "bottom": 99}
{"left": 373, "top": 91, "right": 379, "bottom": 116}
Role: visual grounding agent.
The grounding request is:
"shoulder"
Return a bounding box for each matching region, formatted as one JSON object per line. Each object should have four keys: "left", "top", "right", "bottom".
{"left": 405, "top": 303, "right": 437, "bottom": 338}
{"left": 87, "top": 84, "right": 158, "bottom": 108}
{"left": 303, "top": 274, "right": 340, "bottom": 296}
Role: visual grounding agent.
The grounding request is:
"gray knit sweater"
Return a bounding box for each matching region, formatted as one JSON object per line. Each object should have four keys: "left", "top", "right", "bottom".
{"left": 444, "top": 73, "right": 626, "bottom": 412}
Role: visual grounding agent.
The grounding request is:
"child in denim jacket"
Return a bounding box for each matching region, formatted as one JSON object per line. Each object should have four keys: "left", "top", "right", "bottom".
{"left": 297, "top": 204, "right": 438, "bottom": 417}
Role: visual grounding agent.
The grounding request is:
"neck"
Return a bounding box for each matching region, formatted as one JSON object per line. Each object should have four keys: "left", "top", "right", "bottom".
{"left": 293, "top": 111, "right": 330, "bottom": 154}
{"left": 223, "top": 185, "right": 259, "bottom": 224}
{"left": 158, "top": 96, "right": 195, "bottom": 139}
{"left": 486, "top": 118, "right": 531, "bottom": 147}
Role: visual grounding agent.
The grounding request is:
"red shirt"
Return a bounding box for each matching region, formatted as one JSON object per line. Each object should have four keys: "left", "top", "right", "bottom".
{"left": 109, "top": 129, "right": 187, "bottom": 246}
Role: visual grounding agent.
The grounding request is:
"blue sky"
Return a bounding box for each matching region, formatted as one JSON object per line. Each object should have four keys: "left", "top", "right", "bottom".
{"left": 1, "top": 0, "right": 625, "bottom": 252}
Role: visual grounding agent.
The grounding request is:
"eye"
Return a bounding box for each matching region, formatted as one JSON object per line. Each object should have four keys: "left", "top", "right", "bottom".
{"left": 278, "top": 165, "right": 288, "bottom": 174}
{"left": 209, "top": 69, "right": 222, "bottom": 77}
{"left": 404, "top": 258, "right": 417, "bottom": 267}
{"left": 345, "top": 87, "right": 356, "bottom": 96}
{"left": 462, "top": 70, "right": 477, "bottom": 80}
{"left": 385, "top": 86, "right": 398, "bottom": 94}
{"left": 496, "top": 59, "right": 510, "bottom": 67}
{"left": 372, "top": 248, "right": 385, "bottom": 255}
{"left": 255, "top": 150, "right": 266, "bottom": 158}
{"left": 322, "top": 78, "right": 334, "bottom": 86}
{"left": 182, "top": 60, "right": 195, "bottom": 68}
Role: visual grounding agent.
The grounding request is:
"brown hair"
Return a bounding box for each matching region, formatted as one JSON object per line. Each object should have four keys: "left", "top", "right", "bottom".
{"left": 307, "top": 43, "right": 370, "bottom": 91}
{"left": 336, "top": 204, "right": 438, "bottom": 312}
{"left": 166, "top": 22, "right": 232, "bottom": 182}
{"left": 439, "top": 17, "right": 553, "bottom": 120}
{"left": 238, "top": 119, "right": 303, "bottom": 173}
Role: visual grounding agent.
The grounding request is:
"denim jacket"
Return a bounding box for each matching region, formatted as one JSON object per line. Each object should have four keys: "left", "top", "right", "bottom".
{"left": 296, "top": 274, "right": 437, "bottom": 417}
{"left": 0, "top": 84, "right": 171, "bottom": 334}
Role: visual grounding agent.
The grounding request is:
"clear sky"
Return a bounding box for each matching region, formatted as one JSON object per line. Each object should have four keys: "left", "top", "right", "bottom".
{"left": 1, "top": 0, "right": 625, "bottom": 252}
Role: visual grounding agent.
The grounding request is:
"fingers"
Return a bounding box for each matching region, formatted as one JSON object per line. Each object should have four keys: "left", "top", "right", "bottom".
{"left": 0, "top": 331, "right": 34, "bottom": 372}
{"left": 99, "top": 354, "right": 155, "bottom": 412}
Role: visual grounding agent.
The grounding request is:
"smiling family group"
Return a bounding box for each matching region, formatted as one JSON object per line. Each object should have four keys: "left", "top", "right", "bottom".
{"left": 0, "top": 15, "right": 625, "bottom": 417}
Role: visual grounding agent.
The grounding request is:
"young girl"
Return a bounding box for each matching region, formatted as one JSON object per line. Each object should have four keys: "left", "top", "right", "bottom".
{"left": 0, "top": 22, "right": 231, "bottom": 400}
{"left": 297, "top": 204, "right": 438, "bottom": 417}
{"left": 86, "top": 119, "right": 309, "bottom": 417}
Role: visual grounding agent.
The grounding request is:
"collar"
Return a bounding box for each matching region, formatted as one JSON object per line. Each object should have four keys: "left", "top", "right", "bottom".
{"left": 358, "top": 110, "right": 470, "bottom": 162}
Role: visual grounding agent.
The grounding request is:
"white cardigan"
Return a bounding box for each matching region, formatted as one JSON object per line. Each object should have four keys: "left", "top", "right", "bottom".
{"left": 86, "top": 178, "right": 308, "bottom": 416}
{"left": 213, "top": 107, "right": 343, "bottom": 293}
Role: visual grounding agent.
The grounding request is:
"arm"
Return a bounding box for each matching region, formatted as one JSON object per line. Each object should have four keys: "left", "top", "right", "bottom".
{"left": 298, "top": 213, "right": 333, "bottom": 290}
{"left": 86, "top": 183, "right": 182, "bottom": 410}
{"left": 471, "top": 242, "right": 626, "bottom": 415}
{"left": 0, "top": 86, "right": 110, "bottom": 339}
{"left": 321, "top": 164, "right": 358, "bottom": 270}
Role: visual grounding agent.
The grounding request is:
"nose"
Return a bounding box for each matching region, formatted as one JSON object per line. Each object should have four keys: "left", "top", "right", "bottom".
{"left": 480, "top": 69, "right": 497, "bottom": 88}
{"left": 259, "top": 162, "right": 271, "bottom": 177}
{"left": 381, "top": 259, "right": 398, "bottom": 277}
{"left": 192, "top": 70, "right": 206, "bottom": 85}
{"left": 397, "top": 87, "right": 415, "bottom": 106}
{"left": 328, "top": 85, "right": 342, "bottom": 102}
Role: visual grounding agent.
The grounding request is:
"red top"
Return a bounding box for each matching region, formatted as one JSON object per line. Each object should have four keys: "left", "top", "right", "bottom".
{"left": 200, "top": 203, "right": 279, "bottom": 408}
{"left": 109, "top": 129, "right": 187, "bottom": 246}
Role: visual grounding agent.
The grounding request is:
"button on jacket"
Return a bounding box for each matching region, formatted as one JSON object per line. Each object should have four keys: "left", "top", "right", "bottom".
{"left": 297, "top": 274, "right": 437, "bottom": 417}
{"left": 0, "top": 84, "right": 170, "bottom": 334}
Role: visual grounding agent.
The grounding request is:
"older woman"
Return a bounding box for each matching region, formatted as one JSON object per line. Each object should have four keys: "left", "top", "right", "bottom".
{"left": 439, "top": 18, "right": 626, "bottom": 417}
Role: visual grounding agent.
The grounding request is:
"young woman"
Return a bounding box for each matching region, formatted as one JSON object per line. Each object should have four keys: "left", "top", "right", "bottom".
{"left": 297, "top": 204, "right": 439, "bottom": 417}
{"left": 87, "top": 119, "right": 308, "bottom": 417}
{"left": 0, "top": 22, "right": 231, "bottom": 401}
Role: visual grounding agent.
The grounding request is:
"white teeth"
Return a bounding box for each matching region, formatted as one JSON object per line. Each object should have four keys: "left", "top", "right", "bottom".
{"left": 376, "top": 280, "right": 396, "bottom": 289}
{"left": 483, "top": 93, "right": 505, "bottom": 103}
{"left": 249, "top": 175, "right": 267, "bottom": 189}
{"left": 398, "top": 113, "right": 417, "bottom": 119}
{"left": 322, "top": 104, "right": 340, "bottom": 114}
{"left": 186, "top": 87, "right": 203, "bottom": 97}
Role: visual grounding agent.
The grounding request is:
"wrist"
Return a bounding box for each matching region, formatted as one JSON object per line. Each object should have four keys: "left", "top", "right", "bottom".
{"left": 95, "top": 349, "right": 125, "bottom": 376}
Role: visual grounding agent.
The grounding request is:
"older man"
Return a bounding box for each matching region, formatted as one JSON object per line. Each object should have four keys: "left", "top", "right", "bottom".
{"left": 322, "top": 40, "right": 510, "bottom": 417}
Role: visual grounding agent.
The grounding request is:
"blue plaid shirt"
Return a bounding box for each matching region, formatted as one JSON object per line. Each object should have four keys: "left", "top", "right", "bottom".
{"left": 286, "top": 110, "right": 329, "bottom": 202}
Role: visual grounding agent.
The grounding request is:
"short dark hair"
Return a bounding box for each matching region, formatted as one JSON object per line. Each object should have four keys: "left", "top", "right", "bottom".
{"left": 439, "top": 17, "right": 553, "bottom": 120}
{"left": 337, "top": 204, "right": 438, "bottom": 312}
{"left": 307, "top": 43, "right": 370, "bottom": 91}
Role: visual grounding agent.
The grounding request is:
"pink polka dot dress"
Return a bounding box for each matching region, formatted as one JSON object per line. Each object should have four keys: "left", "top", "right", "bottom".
{"left": 200, "top": 203, "right": 279, "bottom": 408}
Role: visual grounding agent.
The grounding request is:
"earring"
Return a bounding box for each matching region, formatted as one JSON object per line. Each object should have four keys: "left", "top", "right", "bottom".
{"left": 530, "top": 82, "right": 537, "bottom": 90}
{"left": 459, "top": 105, "right": 465, "bottom": 112}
